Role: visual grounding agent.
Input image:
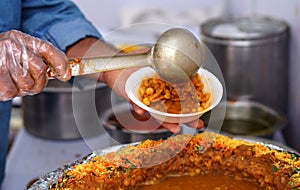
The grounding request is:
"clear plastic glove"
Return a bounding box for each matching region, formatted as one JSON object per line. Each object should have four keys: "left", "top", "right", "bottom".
{"left": 0, "top": 30, "right": 71, "bottom": 101}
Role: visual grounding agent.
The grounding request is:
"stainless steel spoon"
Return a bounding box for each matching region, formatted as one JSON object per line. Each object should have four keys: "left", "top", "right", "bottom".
{"left": 49, "top": 28, "right": 204, "bottom": 82}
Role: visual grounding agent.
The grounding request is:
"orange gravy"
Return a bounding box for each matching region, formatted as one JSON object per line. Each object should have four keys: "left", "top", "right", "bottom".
{"left": 137, "top": 174, "right": 263, "bottom": 190}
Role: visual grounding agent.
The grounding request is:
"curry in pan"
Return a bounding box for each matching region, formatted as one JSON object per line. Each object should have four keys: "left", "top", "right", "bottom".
{"left": 50, "top": 132, "right": 300, "bottom": 190}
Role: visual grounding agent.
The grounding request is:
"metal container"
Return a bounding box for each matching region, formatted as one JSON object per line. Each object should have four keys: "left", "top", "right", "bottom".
{"left": 22, "top": 79, "right": 115, "bottom": 140}
{"left": 28, "top": 135, "right": 299, "bottom": 190}
{"left": 201, "top": 15, "right": 289, "bottom": 114}
{"left": 200, "top": 101, "right": 286, "bottom": 139}
{"left": 100, "top": 103, "right": 173, "bottom": 144}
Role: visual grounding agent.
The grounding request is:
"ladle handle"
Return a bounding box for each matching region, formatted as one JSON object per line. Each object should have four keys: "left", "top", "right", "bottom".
{"left": 47, "top": 51, "right": 151, "bottom": 78}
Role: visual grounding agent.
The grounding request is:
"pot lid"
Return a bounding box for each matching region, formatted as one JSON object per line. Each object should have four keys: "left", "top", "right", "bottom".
{"left": 201, "top": 15, "right": 288, "bottom": 40}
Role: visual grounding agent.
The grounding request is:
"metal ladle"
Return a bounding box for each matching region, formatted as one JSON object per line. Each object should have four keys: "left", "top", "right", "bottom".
{"left": 62, "top": 28, "right": 204, "bottom": 83}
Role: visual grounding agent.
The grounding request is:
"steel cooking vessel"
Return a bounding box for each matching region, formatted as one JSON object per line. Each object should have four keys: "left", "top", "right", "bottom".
{"left": 201, "top": 15, "right": 289, "bottom": 114}
{"left": 200, "top": 100, "right": 286, "bottom": 139}
{"left": 22, "top": 79, "right": 115, "bottom": 140}
{"left": 100, "top": 102, "right": 173, "bottom": 144}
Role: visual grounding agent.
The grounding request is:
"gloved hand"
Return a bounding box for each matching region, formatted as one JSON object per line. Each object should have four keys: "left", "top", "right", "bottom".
{"left": 0, "top": 30, "right": 71, "bottom": 101}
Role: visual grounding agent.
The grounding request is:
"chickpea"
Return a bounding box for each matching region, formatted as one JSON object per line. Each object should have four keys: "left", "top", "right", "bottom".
{"left": 164, "top": 90, "right": 171, "bottom": 99}
{"left": 143, "top": 97, "right": 150, "bottom": 106}
{"left": 123, "top": 178, "right": 130, "bottom": 186}
{"left": 146, "top": 87, "right": 154, "bottom": 95}
{"left": 198, "top": 107, "right": 204, "bottom": 112}
{"left": 189, "top": 155, "right": 195, "bottom": 162}
{"left": 189, "top": 171, "right": 196, "bottom": 176}
{"left": 139, "top": 88, "right": 145, "bottom": 96}
{"left": 156, "top": 173, "right": 163, "bottom": 179}
{"left": 130, "top": 179, "right": 137, "bottom": 186}
{"left": 138, "top": 73, "right": 211, "bottom": 114}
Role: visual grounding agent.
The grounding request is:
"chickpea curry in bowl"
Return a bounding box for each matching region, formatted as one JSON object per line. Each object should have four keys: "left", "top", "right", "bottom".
{"left": 125, "top": 67, "right": 223, "bottom": 123}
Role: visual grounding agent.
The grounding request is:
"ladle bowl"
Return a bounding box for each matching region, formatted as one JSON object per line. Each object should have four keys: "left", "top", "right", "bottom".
{"left": 151, "top": 28, "right": 203, "bottom": 82}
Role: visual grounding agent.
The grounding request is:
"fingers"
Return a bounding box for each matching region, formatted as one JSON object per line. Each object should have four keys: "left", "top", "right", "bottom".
{"left": 0, "top": 30, "right": 54, "bottom": 100}
{"left": 160, "top": 119, "right": 204, "bottom": 134}
{"left": 186, "top": 119, "right": 204, "bottom": 129}
{"left": 1, "top": 38, "right": 32, "bottom": 97}
{"left": 161, "top": 122, "right": 181, "bottom": 134}
{"left": 23, "top": 52, "right": 48, "bottom": 94}
{"left": 5, "top": 30, "right": 71, "bottom": 82}
{"left": 130, "top": 98, "right": 204, "bottom": 133}
{"left": 0, "top": 30, "right": 72, "bottom": 101}
{"left": 0, "top": 38, "right": 33, "bottom": 100}
{"left": 131, "top": 101, "right": 204, "bottom": 133}
{"left": 6, "top": 40, "right": 48, "bottom": 96}
{"left": 131, "top": 103, "right": 145, "bottom": 115}
{"left": 0, "top": 64, "right": 18, "bottom": 101}
{"left": 36, "top": 42, "right": 71, "bottom": 81}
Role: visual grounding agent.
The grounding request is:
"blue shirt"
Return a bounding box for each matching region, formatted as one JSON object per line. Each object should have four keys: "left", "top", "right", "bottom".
{"left": 0, "top": 0, "right": 102, "bottom": 186}
{"left": 0, "top": 0, "right": 102, "bottom": 52}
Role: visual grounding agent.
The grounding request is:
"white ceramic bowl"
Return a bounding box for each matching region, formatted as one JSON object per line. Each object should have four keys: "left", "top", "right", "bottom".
{"left": 125, "top": 67, "right": 223, "bottom": 123}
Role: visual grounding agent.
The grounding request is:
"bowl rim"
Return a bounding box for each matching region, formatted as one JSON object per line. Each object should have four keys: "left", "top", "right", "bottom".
{"left": 201, "top": 100, "right": 287, "bottom": 136}
{"left": 125, "top": 67, "right": 223, "bottom": 119}
{"left": 225, "top": 100, "right": 287, "bottom": 131}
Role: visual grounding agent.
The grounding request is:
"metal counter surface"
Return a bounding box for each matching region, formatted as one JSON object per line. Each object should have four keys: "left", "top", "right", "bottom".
{"left": 1, "top": 128, "right": 113, "bottom": 190}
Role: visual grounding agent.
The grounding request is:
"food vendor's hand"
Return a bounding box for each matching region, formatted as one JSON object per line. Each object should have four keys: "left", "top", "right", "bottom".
{"left": 103, "top": 70, "right": 204, "bottom": 133}
{"left": 66, "top": 37, "right": 140, "bottom": 100}
{"left": 100, "top": 48, "right": 149, "bottom": 99}
{"left": 100, "top": 47, "right": 204, "bottom": 133}
{"left": 131, "top": 104, "right": 204, "bottom": 133}
{"left": 66, "top": 38, "right": 203, "bottom": 134}
{"left": 0, "top": 30, "right": 71, "bottom": 101}
{"left": 163, "top": 119, "right": 204, "bottom": 134}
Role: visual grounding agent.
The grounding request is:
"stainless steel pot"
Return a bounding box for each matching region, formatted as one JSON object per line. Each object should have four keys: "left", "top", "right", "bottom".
{"left": 100, "top": 103, "right": 173, "bottom": 144}
{"left": 22, "top": 79, "right": 115, "bottom": 140}
{"left": 200, "top": 101, "right": 286, "bottom": 139}
{"left": 201, "top": 15, "right": 289, "bottom": 114}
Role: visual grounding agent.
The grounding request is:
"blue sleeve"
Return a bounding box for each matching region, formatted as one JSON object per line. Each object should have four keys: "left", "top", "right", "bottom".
{"left": 21, "top": 0, "right": 103, "bottom": 52}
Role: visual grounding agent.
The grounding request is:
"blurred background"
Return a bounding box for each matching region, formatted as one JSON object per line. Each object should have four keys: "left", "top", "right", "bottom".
{"left": 5, "top": 0, "right": 300, "bottom": 189}
{"left": 70, "top": 0, "right": 300, "bottom": 151}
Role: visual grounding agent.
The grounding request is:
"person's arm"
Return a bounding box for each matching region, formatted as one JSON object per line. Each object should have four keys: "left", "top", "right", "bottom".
{"left": 65, "top": 37, "right": 134, "bottom": 98}
{"left": 66, "top": 38, "right": 203, "bottom": 133}
{"left": 21, "top": 0, "right": 131, "bottom": 98}
{"left": 0, "top": 0, "right": 100, "bottom": 100}
{"left": 20, "top": 0, "right": 203, "bottom": 133}
{"left": 21, "top": 0, "right": 102, "bottom": 52}
{"left": 0, "top": 30, "right": 71, "bottom": 101}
